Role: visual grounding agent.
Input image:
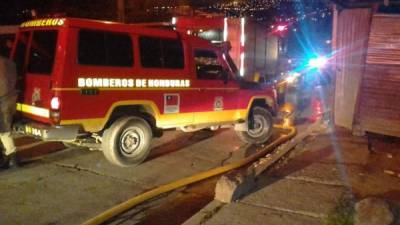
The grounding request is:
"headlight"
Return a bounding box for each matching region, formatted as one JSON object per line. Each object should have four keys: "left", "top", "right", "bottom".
{"left": 285, "top": 76, "right": 296, "bottom": 84}
{"left": 285, "top": 72, "right": 300, "bottom": 84}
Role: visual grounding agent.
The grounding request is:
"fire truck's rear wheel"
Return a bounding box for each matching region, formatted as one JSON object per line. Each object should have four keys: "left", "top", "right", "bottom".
{"left": 102, "top": 117, "right": 152, "bottom": 167}
{"left": 236, "top": 106, "right": 273, "bottom": 144}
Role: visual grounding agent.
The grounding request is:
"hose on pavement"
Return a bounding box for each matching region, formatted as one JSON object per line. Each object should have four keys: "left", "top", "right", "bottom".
{"left": 82, "top": 124, "right": 296, "bottom": 225}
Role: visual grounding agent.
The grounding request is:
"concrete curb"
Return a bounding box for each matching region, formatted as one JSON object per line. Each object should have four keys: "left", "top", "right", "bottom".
{"left": 183, "top": 121, "right": 326, "bottom": 225}
{"left": 182, "top": 200, "right": 225, "bottom": 225}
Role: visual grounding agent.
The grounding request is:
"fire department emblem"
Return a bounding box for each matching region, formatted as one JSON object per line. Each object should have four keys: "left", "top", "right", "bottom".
{"left": 214, "top": 97, "right": 224, "bottom": 111}
{"left": 32, "top": 88, "right": 41, "bottom": 106}
{"left": 164, "top": 93, "right": 180, "bottom": 114}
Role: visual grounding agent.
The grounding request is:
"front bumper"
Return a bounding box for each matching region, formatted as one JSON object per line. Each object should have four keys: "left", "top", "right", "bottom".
{"left": 14, "top": 122, "right": 80, "bottom": 142}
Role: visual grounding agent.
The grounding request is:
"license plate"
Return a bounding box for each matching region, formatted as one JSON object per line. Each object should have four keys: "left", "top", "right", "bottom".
{"left": 25, "top": 126, "right": 44, "bottom": 137}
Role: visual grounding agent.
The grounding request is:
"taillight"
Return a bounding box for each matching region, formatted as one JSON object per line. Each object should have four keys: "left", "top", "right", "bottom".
{"left": 51, "top": 97, "right": 60, "bottom": 110}
{"left": 50, "top": 97, "right": 61, "bottom": 124}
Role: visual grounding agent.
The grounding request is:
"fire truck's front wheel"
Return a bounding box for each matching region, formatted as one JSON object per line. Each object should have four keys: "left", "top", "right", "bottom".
{"left": 236, "top": 107, "right": 273, "bottom": 144}
{"left": 102, "top": 117, "right": 153, "bottom": 167}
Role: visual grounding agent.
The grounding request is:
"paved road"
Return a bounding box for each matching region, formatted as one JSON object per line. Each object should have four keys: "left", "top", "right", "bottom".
{"left": 0, "top": 128, "right": 262, "bottom": 225}
{"left": 183, "top": 125, "right": 351, "bottom": 225}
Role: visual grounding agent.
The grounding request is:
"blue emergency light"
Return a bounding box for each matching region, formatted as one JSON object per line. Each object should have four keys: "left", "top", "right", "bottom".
{"left": 308, "top": 56, "right": 328, "bottom": 69}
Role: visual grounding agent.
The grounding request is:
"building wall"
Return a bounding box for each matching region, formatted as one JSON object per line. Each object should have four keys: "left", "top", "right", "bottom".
{"left": 333, "top": 7, "right": 372, "bottom": 130}
{"left": 358, "top": 14, "right": 400, "bottom": 137}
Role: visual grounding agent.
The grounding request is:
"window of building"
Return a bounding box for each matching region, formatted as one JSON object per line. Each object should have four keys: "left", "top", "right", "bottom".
{"left": 139, "top": 36, "right": 184, "bottom": 69}
{"left": 194, "top": 49, "right": 224, "bottom": 80}
{"left": 78, "top": 30, "right": 133, "bottom": 67}
{"left": 378, "top": 4, "right": 400, "bottom": 13}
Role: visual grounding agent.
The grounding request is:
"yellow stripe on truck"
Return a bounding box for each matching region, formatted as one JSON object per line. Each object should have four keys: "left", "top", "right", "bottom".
{"left": 192, "top": 110, "right": 247, "bottom": 124}
{"left": 16, "top": 103, "right": 50, "bottom": 118}
{"left": 61, "top": 110, "right": 248, "bottom": 133}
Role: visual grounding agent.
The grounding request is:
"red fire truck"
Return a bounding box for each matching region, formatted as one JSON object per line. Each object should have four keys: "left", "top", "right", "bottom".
{"left": 172, "top": 16, "right": 280, "bottom": 81}
{"left": 12, "top": 18, "right": 277, "bottom": 167}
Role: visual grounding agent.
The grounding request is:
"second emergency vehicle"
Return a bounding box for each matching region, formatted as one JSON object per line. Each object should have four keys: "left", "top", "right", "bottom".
{"left": 12, "top": 18, "right": 277, "bottom": 167}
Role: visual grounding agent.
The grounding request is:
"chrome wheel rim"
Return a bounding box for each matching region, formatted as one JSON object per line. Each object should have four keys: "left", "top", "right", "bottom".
{"left": 248, "top": 114, "right": 269, "bottom": 138}
{"left": 120, "top": 128, "right": 142, "bottom": 157}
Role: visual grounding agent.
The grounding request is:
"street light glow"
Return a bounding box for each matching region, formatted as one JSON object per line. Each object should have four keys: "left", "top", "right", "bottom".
{"left": 308, "top": 56, "right": 328, "bottom": 69}
{"left": 277, "top": 25, "right": 286, "bottom": 31}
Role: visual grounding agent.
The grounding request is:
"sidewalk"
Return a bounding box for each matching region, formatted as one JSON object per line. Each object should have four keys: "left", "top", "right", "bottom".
{"left": 184, "top": 124, "right": 400, "bottom": 225}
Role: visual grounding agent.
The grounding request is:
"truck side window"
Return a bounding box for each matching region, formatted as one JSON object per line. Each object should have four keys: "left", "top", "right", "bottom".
{"left": 162, "top": 39, "right": 184, "bottom": 69}
{"left": 28, "top": 30, "right": 58, "bottom": 74}
{"left": 139, "top": 36, "right": 184, "bottom": 69}
{"left": 78, "top": 30, "right": 133, "bottom": 67}
{"left": 194, "top": 49, "right": 224, "bottom": 80}
{"left": 139, "top": 36, "right": 162, "bottom": 68}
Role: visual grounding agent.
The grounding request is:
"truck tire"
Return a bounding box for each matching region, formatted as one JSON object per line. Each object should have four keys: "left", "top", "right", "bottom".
{"left": 0, "top": 143, "right": 6, "bottom": 168}
{"left": 102, "top": 116, "right": 152, "bottom": 167}
{"left": 236, "top": 106, "right": 273, "bottom": 144}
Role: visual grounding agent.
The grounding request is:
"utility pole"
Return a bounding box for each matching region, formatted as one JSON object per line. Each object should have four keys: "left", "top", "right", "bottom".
{"left": 117, "top": 0, "right": 126, "bottom": 23}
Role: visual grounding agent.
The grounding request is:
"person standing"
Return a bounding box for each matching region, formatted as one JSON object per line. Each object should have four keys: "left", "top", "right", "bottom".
{"left": 0, "top": 53, "right": 18, "bottom": 169}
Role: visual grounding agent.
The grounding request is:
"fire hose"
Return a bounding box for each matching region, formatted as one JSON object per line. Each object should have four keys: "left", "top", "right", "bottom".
{"left": 82, "top": 124, "right": 296, "bottom": 225}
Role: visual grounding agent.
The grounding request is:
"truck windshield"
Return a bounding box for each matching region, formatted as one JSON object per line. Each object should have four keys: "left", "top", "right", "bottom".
{"left": 13, "top": 30, "right": 58, "bottom": 75}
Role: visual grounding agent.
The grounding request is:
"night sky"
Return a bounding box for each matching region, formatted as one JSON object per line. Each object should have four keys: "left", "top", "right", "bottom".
{"left": 0, "top": 0, "right": 300, "bottom": 24}
{"left": 0, "top": 0, "right": 117, "bottom": 24}
{"left": 0, "top": 0, "right": 333, "bottom": 60}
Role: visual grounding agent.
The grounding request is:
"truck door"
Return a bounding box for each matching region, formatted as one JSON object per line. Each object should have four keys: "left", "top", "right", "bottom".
{"left": 192, "top": 48, "right": 239, "bottom": 124}
{"left": 13, "top": 29, "right": 60, "bottom": 124}
{"left": 137, "top": 35, "right": 194, "bottom": 127}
